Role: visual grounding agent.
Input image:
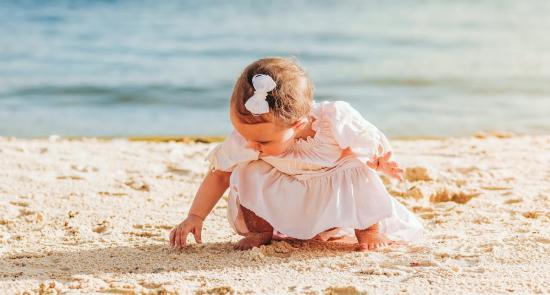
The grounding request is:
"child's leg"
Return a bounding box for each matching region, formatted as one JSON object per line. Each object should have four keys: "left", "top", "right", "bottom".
{"left": 354, "top": 223, "right": 392, "bottom": 251}
{"left": 234, "top": 205, "right": 274, "bottom": 250}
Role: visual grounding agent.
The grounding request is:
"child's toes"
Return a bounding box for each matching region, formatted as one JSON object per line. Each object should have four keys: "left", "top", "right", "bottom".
{"left": 234, "top": 241, "right": 250, "bottom": 251}
{"left": 356, "top": 242, "right": 391, "bottom": 251}
{"left": 234, "top": 240, "right": 247, "bottom": 250}
{"left": 355, "top": 243, "right": 369, "bottom": 252}
{"left": 370, "top": 243, "right": 386, "bottom": 250}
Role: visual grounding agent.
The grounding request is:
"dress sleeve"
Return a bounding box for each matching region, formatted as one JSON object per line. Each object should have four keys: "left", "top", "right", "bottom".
{"left": 324, "top": 101, "right": 392, "bottom": 159}
{"left": 205, "top": 130, "right": 259, "bottom": 172}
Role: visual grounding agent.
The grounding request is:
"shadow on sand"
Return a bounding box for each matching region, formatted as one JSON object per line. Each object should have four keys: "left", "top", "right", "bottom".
{"left": 0, "top": 237, "right": 362, "bottom": 282}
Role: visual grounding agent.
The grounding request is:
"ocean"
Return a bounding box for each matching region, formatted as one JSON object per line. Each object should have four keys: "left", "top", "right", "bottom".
{"left": 1, "top": 0, "right": 549, "bottom": 137}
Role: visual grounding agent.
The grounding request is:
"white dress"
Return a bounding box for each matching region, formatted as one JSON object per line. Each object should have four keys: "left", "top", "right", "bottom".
{"left": 206, "top": 101, "right": 423, "bottom": 242}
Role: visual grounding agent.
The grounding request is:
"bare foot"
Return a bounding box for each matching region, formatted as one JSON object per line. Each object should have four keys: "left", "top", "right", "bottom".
{"left": 355, "top": 224, "right": 393, "bottom": 252}
{"left": 234, "top": 231, "right": 273, "bottom": 250}
{"left": 312, "top": 227, "right": 339, "bottom": 242}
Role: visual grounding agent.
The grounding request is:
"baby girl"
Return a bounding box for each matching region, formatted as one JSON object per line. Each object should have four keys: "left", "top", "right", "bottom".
{"left": 170, "top": 57, "right": 423, "bottom": 251}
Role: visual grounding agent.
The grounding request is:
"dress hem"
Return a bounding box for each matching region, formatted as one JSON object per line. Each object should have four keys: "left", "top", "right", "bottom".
{"left": 236, "top": 198, "right": 393, "bottom": 240}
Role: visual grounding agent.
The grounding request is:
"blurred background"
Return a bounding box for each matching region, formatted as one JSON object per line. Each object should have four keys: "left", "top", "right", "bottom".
{"left": 1, "top": 0, "right": 549, "bottom": 138}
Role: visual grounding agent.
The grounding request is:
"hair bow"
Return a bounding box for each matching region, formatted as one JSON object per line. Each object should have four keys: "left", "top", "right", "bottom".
{"left": 244, "top": 74, "right": 277, "bottom": 115}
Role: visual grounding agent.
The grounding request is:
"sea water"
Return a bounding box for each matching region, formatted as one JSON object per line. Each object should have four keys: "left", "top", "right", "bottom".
{"left": 1, "top": 0, "right": 549, "bottom": 137}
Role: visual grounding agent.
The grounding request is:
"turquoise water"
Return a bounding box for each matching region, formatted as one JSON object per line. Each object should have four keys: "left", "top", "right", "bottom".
{"left": 1, "top": 1, "right": 549, "bottom": 137}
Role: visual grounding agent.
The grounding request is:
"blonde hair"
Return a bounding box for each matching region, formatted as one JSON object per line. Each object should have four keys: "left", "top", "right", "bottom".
{"left": 230, "top": 57, "right": 313, "bottom": 126}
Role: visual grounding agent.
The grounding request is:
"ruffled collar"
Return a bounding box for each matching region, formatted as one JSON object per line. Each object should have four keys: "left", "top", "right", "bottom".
{"left": 292, "top": 101, "right": 323, "bottom": 147}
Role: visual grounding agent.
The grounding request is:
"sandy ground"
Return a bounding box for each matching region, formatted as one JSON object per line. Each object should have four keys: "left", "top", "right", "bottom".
{"left": 0, "top": 134, "right": 549, "bottom": 294}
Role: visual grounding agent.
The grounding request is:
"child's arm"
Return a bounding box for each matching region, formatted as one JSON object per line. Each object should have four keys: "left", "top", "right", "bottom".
{"left": 170, "top": 169, "right": 231, "bottom": 249}
{"left": 323, "top": 101, "right": 403, "bottom": 181}
{"left": 188, "top": 169, "right": 231, "bottom": 219}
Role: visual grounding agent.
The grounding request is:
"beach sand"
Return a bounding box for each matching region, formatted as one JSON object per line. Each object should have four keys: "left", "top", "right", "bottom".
{"left": 0, "top": 134, "right": 549, "bottom": 294}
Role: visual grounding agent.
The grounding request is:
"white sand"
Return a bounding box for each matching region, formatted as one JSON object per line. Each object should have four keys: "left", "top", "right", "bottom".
{"left": 0, "top": 134, "right": 549, "bottom": 294}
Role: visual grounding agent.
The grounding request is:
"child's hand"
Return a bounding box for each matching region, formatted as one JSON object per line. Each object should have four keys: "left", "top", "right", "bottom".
{"left": 169, "top": 213, "right": 204, "bottom": 249}
{"left": 367, "top": 151, "right": 404, "bottom": 181}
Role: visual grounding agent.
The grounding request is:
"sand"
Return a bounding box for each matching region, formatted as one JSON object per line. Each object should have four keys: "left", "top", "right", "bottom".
{"left": 0, "top": 134, "right": 549, "bottom": 294}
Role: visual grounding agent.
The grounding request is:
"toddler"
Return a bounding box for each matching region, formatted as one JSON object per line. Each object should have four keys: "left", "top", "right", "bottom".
{"left": 170, "top": 57, "right": 423, "bottom": 251}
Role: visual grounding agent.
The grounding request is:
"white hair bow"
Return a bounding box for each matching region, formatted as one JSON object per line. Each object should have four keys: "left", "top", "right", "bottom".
{"left": 244, "top": 74, "right": 277, "bottom": 115}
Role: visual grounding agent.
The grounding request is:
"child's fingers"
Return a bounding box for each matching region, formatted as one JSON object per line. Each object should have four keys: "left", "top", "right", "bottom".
{"left": 377, "top": 144, "right": 384, "bottom": 154}
{"left": 395, "top": 172, "right": 404, "bottom": 182}
{"left": 383, "top": 151, "right": 392, "bottom": 161}
{"left": 169, "top": 229, "right": 176, "bottom": 247}
{"left": 387, "top": 161, "right": 398, "bottom": 168}
{"left": 392, "top": 167, "right": 404, "bottom": 174}
{"left": 174, "top": 227, "right": 182, "bottom": 248}
{"left": 390, "top": 169, "right": 404, "bottom": 181}
{"left": 367, "top": 160, "right": 377, "bottom": 169}
{"left": 171, "top": 227, "right": 182, "bottom": 247}
{"left": 367, "top": 155, "right": 380, "bottom": 169}
{"left": 176, "top": 227, "right": 189, "bottom": 248}
{"left": 193, "top": 226, "right": 202, "bottom": 244}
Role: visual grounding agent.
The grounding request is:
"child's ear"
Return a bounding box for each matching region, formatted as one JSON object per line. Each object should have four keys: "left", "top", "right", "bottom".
{"left": 292, "top": 117, "right": 308, "bottom": 130}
